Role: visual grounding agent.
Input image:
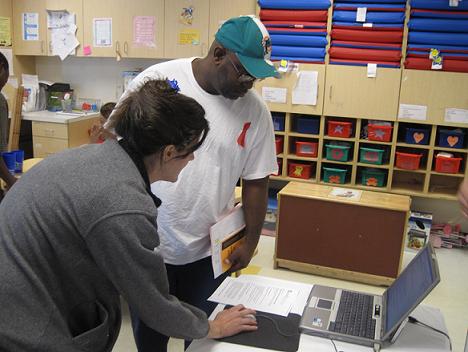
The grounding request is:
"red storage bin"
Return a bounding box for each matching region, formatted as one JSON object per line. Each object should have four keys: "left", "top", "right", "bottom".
{"left": 395, "top": 152, "right": 423, "bottom": 170}
{"left": 288, "top": 162, "right": 312, "bottom": 179}
{"left": 275, "top": 137, "right": 283, "bottom": 155}
{"left": 368, "top": 124, "right": 393, "bottom": 142}
{"left": 328, "top": 120, "right": 352, "bottom": 138}
{"left": 435, "top": 156, "right": 462, "bottom": 174}
{"left": 295, "top": 141, "right": 318, "bottom": 157}
{"left": 272, "top": 159, "right": 283, "bottom": 176}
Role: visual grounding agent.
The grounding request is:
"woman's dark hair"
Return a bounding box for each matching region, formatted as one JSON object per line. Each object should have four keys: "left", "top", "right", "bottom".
{"left": 111, "top": 79, "right": 209, "bottom": 157}
{"left": 100, "top": 102, "right": 116, "bottom": 120}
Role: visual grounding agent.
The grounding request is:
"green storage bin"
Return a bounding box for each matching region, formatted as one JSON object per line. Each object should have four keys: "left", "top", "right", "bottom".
{"left": 325, "top": 144, "right": 351, "bottom": 162}
{"left": 361, "top": 168, "right": 386, "bottom": 187}
{"left": 359, "top": 147, "right": 384, "bottom": 165}
{"left": 323, "top": 167, "right": 347, "bottom": 184}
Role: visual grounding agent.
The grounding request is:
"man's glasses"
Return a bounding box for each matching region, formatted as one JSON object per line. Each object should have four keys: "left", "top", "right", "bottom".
{"left": 226, "top": 55, "right": 257, "bottom": 84}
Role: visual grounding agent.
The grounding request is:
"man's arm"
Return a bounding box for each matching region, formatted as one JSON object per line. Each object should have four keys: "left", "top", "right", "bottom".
{"left": 0, "top": 158, "right": 16, "bottom": 189}
{"left": 225, "top": 176, "right": 269, "bottom": 272}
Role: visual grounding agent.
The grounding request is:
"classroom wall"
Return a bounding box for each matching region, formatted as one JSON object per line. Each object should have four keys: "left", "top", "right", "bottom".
{"left": 35, "top": 56, "right": 166, "bottom": 104}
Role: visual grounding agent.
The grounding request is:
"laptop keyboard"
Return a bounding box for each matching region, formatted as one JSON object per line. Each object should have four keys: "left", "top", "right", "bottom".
{"left": 328, "top": 291, "right": 376, "bottom": 339}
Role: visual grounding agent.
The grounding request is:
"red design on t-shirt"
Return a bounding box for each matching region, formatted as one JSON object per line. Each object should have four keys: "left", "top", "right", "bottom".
{"left": 237, "top": 122, "right": 251, "bottom": 147}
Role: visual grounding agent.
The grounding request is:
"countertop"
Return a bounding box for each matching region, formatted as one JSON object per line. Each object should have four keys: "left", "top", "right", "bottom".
{"left": 21, "top": 110, "right": 99, "bottom": 124}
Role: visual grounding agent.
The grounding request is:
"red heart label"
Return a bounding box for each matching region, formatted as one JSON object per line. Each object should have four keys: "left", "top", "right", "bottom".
{"left": 447, "top": 136, "right": 459, "bottom": 147}
{"left": 413, "top": 132, "right": 424, "bottom": 144}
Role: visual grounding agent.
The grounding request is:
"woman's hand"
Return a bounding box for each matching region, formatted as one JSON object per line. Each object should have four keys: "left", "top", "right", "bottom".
{"left": 207, "top": 304, "right": 257, "bottom": 339}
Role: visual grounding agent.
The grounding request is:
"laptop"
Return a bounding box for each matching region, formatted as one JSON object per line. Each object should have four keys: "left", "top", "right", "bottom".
{"left": 300, "top": 243, "right": 440, "bottom": 349}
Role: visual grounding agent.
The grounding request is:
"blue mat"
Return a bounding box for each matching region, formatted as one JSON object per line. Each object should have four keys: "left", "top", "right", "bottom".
{"left": 333, "top": 21, "right": 404, "bottom": 28}
{"left": 335, "top": 3, "right": 405, "bottom": 10}
{"left": 258, "top": 0, "right": 331, "bottom": 10}
{"left": 271, "top": 56, "right": 324, "bottom": 63}
{"left": 408, "top": 43, "right": 468, "bottom": 52}
{"left": 271, "top": 34, "right": 328, "bottom": 47}
{"left": 409, "top": 32, "right": 468, "bottom": 46}
{"left": 272, "top": 46, "right": 326, "bottom": 58}
{"left": 409, "top": 18, "right": 468, "bottom": 32}
{"left": 333, "top": 10, "right": 405, "bottom": 23}
{"left": 267, "top": 28, "right": 328, "bottom": 36}
{"left": 411, "top": 10, "right": 468, "bottom": 19}
{"left": 335, "top": 0, "right": 405, "bottom": 3}
{"left": 410, "top": 0, "right": 468, "bottom": 10}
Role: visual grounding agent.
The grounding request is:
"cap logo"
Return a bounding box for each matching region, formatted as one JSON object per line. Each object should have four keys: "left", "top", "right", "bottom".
{"left": 262, "top": 36, "right": 272, "bottom": 59}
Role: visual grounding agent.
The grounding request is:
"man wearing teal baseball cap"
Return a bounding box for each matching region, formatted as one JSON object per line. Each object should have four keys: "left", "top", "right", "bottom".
{"left": 111, "top": 15, "right": 279, "bottom": 352}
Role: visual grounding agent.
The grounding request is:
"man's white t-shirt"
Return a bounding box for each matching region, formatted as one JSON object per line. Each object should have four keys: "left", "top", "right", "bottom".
{"left": 122, "top": 58, "right": 278, "bottom": 265}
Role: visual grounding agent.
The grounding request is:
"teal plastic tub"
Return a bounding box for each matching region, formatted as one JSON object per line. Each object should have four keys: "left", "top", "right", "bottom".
{"left": 359, "top": 147, "right": 384, "bottom": 165}
{"left": 361, "top": 168, "right": 386, "bottom": 187}
{"left": 323, "top": 167, "right": 347, "bottom": 184}
{"left": 325, "top": 144, "right": 351, "bottom": 162}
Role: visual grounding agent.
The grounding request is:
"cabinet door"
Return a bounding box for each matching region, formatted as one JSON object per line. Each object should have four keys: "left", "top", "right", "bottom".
{"left": 164, "top": 0, "right": 210, "bottom": 59}
{"left": 120, "top": 0, "right": 164, "bottom": 58}
{"left": 209, "top": 0, "right": 256, "bottom": 42}
{"left": 83, "top": 0, "right": 121, "bottom": 57}
{"left": 45, "top": 0, "right": 84, "bottom": 56}
{"left": 323, "top": 65, "right": 401, "bottom": 121}
{"left": 12, "top": 0, "right": 48, "bottom": 55}
{"left": 399, "top": 69, "right": 468, "bottom": 126}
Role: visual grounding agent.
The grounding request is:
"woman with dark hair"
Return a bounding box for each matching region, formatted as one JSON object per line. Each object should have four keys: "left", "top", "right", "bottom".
{"left": 0, "top": 79, "right": 257, "bottom": 352}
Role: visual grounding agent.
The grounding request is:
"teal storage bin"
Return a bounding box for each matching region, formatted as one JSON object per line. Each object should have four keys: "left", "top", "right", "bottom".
{"left": 361, "top": 168, "right": 386, "bottom": 187}
{"left": 359, "top": 147, "right": 384, "bottom": 165}
{"left": 323, "top": 167, "right": 347, "bottom": 184}
{"left": 325, "top": 144, "right": 351, "bottom": 162}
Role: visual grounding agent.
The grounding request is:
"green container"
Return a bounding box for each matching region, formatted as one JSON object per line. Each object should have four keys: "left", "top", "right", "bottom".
{"left": 325, "top": 144, "right": 351, "bottom": 162}
{"left": 359, "top": 147, "right": 384, "bottom": 165}
{"left": 323, "top": 167, "right": 347, "bottom": 184}
{"left": 361, "top": 168, "right": 386, "bottom": 187}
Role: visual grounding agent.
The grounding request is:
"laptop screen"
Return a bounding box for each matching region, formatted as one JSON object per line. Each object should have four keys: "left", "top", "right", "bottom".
{"left": 384, "top": 244, "right": 439, "bottom": 336}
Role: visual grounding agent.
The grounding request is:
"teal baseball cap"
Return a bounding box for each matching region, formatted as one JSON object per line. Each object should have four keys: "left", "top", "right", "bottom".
{"left": 215, "top": 16, "right": 278, "bottom": 79}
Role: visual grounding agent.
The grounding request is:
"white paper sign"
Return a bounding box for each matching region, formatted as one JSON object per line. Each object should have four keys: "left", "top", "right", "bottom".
{"left": 363, "top": 23, "right": 373, "bottom": 27}
{"left": 0, "top": 48, "right": 13, "bottom": 75}
{"left": 262, "top": 86, "right": 287, "bottom": 104}
{"left": 445, "top": 108, "right": 468, "bottom": 124}
{"left": 22, "top": 13, "right": 39, "bottom": 41}
{"left": 328, "top": 187, "right": 362, "bottom": 201}
{"left": 356, "top": 7, "right": 367, "bottom": 22}
{"left": 292, "top": 71, "right": 318, "bottom": 106}
{"left": 367, "top": 63, "right": 377, "bottom": 78}
{"left": 398, "top": 104, "right": 427, "bottom": 121}
{"left": 93, "top": 18, "right": 112, "bottom": 47}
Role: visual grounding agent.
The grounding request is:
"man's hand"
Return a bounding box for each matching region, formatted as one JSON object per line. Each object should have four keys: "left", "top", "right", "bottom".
{"left": 225, "top": 239, "right": 257, "bottom": 273}
{"left": 207, "top": 305, "right": 257, "bottom": 339}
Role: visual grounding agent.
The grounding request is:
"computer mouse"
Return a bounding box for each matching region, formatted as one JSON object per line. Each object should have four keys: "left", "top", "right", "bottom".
{"left": 245, "top": 314, "right": 256, "bottom": 321}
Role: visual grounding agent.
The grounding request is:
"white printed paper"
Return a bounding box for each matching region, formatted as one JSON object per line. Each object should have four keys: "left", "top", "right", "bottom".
{"left": 445, "top": 108, "right": 468, "bottom": 124}
{"left": 356, "top": 7, "right": 367, "bottom": 22}
{"left": 363, "top": 23, "right": 373, "bottom": 27}
{"left": 367, "top": 63, "right": 377, "bottom": 78}
{"left": 93, "top": 18, "right": 112, "bottom": 47}
{"left": 0, "top": 48, "right": 13, "bottom": 75}
{"left": 328, "top": 187, "right": 362, "bottom": 201}
{"left": 398, "top": 104, "right": 427, "bottom": 121}
{"left": 292, "top": 71, "right": 318, "bottom": 106}
{"left": 208, "top": 275, "right": 304, "bottom": 316}
{"left": 47, "top": 10, "right": 79, "bottom": 60}
{"left": 22, "top": 13, "right": 39, "bottom": 41}
{"left": 262, "top": 87, "right": 287, "bottom": 104}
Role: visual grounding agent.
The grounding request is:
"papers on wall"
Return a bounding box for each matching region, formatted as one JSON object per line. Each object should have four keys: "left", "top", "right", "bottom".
{"left": 292, "top": 71, "right": 318, "bottom": 106}
{"left": 210, "top": 204, "right": 246, "bottom": 279}
{"left": 133, "top": 16, "right": 156, "bottom": 47}
{"left": 22, "top": 13, "right": 39, "bottom": 41}
{"left": 21, "top": 74, "right": 39, "bottom": 113}
{"left": 262, "top": 86, "right": 287, "bottom": 104}
{"left": 398, "top": 104, "right": 427, "bottom": 121}
{"left": 0, "top": 16, "right": 11, "bottom": 46}
{"left": 0, "top": 48, "right": 13, "bottom": 76}
{"left": 178, "top": 29, "right": 200, "bottom": 45}
{"left": 93, "top": 18, "right": 112, "bottom": 47}
{"left": 445, "top": 108, "right": 468, "bottom": 124}
{"left": 208, "top": 275, "right": 313, "bottom": 317}
{"left": 47, "top": 10, "right": 79, "bottom": 61}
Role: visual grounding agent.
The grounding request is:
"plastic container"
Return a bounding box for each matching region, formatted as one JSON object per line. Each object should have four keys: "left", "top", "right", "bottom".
{"left": 295, "top": 141, "right": 318, "bottom": 157}
{"left": 361, "top": 168, "right": 386, "bottom": 187}
{"left": 328, "top": 120, "right": 352, "bottom": 138}
{"left": 368, "top": 124, "right": 393, "bottom": 142}
{"left": 325, "top": 144, "right": 351, "bottom": 161}
{"left": 438, "top": 129, "right": 464, "bottom": 149}
{"left": 405, "top": 127, "right": 430, "bottom": 145}
{"left": 288, "top": 162, "right": 312, "bottom": 179}
{"left": 11, "top": 150, "right": 24, "bottom": 173}
{"left": 1, "top": 152, "right": 16, "bottom": 175}
{"left": 275, "top": 136, "right": 283, "bottom": 155}
{"left": 359, "top": 147, "right": 384, "bottom": 165}
{"left": 395, "top": 152, "right": 423, "bottom": 170}
{"left": 272, "top": 113, "right": 285, "bottom": 131}
{"left": 323, "top": 167, "right": 347, "bottom": 184}
{"left": 296, "top": 117, "right": 320, "bottom": 134}
{"left": 434, "top": 155, "right": 462, "bottom": 174}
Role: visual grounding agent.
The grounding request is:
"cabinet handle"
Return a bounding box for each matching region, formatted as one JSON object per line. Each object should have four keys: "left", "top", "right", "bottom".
{"left": 329, "top": 85, "right": 333, "bottom": 101}
{"left": 41, "top": 40, "right": 45, "bottom": 54}
{"left": 124, "top": 41, "right": 128, "bottom": 55}
{"left": 115, "top": 41, "right": 122, "bottom": 61}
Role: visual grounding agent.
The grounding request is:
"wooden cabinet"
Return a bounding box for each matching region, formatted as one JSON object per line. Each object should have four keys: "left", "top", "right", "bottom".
{"left": 163, "top": 0, "right": 210, "bottom": 59}
{"left": 12, "top": 0, "right": 47, "bottom": 55}
{"left": 399, "top": 69, "right": 468, "bottom": 126}
{"left": 323, "top": 65, "right": 401, "bottom": 121}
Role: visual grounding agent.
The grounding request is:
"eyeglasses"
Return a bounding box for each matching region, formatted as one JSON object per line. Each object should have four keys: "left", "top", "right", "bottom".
{"left": 226, "top": 55, "right": 257, "bottom": 84}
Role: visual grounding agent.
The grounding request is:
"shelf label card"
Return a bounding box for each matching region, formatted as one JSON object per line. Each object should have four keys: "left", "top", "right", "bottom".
{"left": 398, "top": 104, "right": 427, "bottom": 121}
{"left": 445, "top": 108, "right": 468, "bottom": 124}
{"left": 356, "top": 7, "right": 367, "bottom": 22}
{"left": 262, "top": 87, "right": 287, "bottom": 104}
{"left": 367, "top": 63, "right": 377, "bottom": 78}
